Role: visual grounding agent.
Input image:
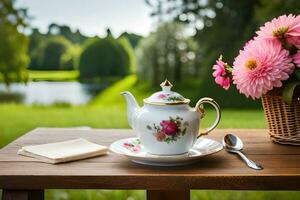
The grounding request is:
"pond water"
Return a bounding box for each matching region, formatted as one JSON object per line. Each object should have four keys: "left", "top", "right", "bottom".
{"left": 0, "top": 82, "right": 107, "bottom": 105}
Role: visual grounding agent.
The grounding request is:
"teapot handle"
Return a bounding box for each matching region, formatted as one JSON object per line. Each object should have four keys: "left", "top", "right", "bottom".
{"left": 194, "top": 97, "right": 221, "bottom": 138}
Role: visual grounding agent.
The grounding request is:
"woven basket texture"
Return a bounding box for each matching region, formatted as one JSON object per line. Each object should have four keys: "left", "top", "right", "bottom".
{"left": 261, "top": 90, "right": 300, "bottom": 145}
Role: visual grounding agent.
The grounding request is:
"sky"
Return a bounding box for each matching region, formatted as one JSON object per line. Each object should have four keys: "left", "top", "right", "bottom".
{"left": 16, "top": 0, "right": 155, "bottom": 37}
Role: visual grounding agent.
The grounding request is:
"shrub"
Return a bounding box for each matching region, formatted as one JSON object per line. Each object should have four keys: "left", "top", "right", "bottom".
{"left": 28, "top": 30, "right": 45, "bottom": 70}
{"left": 60, "top": 45, "right": 81, "bottom": 70}
{"left": 119, "top": 32, "right": 142, "bottom": 48}
{"left": 79, "top": 37, "right": 134, "bottom": 81}
{"left": 30, "top": 36, "right": 77, "bottom": 71}
{"left": 118, "top": 37, "right": 136, "bottom": 72}
{"left": 40, "top": 36, "right": 73, "bottom": 70}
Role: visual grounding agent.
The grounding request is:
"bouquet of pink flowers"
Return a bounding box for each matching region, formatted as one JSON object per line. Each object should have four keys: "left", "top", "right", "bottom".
{"left": 212, "top": 14, "right": 300, "bottom": 104}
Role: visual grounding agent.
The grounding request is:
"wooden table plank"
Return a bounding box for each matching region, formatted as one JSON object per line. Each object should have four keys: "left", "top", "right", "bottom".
{"left": 0, "top": 128, "right": 300, "bottom": 190}
{"left": 147, "top": 190, "right": 190, "bottom": 200}
{"left": 1, "top": 190, "right": 44, "bottom": 200}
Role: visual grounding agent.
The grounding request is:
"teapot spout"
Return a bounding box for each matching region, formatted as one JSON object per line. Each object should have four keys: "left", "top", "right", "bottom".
{"left": 120, "top": 91, "right": 140, "bottom": 128}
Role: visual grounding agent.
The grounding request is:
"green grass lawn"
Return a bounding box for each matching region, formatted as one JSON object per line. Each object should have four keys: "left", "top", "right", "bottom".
{"left": 29, "top": 70, "right": 79, "bottom": 81}
{"left": 0, "top": 104, "right": 266, "bottom": 148}
{"left": 0, "top": 75, "right": 299, "bottom": 200}
{"left": 0, "top": 70, "right": 78, "bottom": 83}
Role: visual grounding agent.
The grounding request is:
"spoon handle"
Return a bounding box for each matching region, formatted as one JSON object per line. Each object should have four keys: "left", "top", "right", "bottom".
{"left": 235, "top": 151, "right": 263, "bottom": 170}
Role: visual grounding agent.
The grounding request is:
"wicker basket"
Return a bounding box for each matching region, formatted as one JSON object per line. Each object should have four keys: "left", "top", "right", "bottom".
{"left": 261, "top": 90, "right": 300, "bottom": 145}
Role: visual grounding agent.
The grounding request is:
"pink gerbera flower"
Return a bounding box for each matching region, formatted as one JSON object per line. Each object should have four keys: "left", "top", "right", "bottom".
{"left": 288, "top": 34, "right": 300, "bottom": 48}
{"left": 233, "top": 39, "right": 294, "bottom": 99}
{"left": 293, "top": 51, "right": 300, "bottom": 67}
{"left": 256, "top": 14, "right": 300, "bottom": 47}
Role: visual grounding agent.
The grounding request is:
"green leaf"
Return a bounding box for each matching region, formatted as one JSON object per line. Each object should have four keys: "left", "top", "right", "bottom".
{"left": 182, "top": 128, "right": 187, "bottom": 136}
{"left": 146, "top": 125, "right": 152, "bottom": 130}
{"left": 283, "top": 82, "right": 300, "bottom": 105}
{"left": 295, "top": 69, "right": 300, "bottom": 80}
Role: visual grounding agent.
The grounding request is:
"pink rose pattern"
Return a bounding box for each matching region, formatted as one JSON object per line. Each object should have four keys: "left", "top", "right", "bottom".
{"left": 157, "top": 93, "right": 185, "bottom": 102}
{"left": 154, "top": 131, "right": 166, "bottom": 141}
{"left": 158, "top": 94, "right": 167, "bottom": 99}
{"left": 146, "top": 116, "right": 189, "bottom": 143}
{"left": 123, "top": 139, "right": 141, "bottom": 152}
{"left": 160, "top": 120, "right": 178, "bottom": 135}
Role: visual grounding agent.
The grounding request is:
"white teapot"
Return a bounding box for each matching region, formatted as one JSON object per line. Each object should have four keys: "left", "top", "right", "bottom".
{"left": 121, "top": 80, "right": 221, "bottom": 155}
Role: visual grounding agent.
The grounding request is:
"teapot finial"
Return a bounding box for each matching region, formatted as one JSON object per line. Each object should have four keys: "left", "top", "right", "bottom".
{"left": 160, "top": 79, "right": 173, "bottom": 87}
{"left": 160, "top": 79, "right": 173, "bottom": 92}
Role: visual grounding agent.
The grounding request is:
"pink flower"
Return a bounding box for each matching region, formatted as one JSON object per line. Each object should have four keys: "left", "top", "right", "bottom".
{"left": 213, "top": 60, "right": 226, "bottom": 77}
{"left": 233, "top": 39, "right": 294, "bottom": 99}
{"left": 288, "top": 36, "right": 300, "bottom": 48}
{"left": 132, "top": 146, "right": 140, "bottom": 152}
{"left": 212, "top": 59, "right": 231, "bottom": 90}
{"left": 158, "top": 93, "right": 167, "bottom": 99}
{"left": 256, "top": 14, "right": 300, "bottom": 47}
{"left": 123, "top": 142, "right": 133, "bottom": 147}
{"left": 155, "top": 131, "right": 166, "bottom": 141}
{"left": 293, "top": 51, "right": 300, "bottom": 67}
{"left": 160, "top": 120, "right": 178, "bottom": 135}
{"left": 215, "top": 76, "right": 231, "bottom": 90}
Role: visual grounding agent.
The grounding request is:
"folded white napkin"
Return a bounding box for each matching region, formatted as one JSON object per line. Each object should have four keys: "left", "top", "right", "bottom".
{"left": 18, "top": 138, "right": 107, "bottom": 164}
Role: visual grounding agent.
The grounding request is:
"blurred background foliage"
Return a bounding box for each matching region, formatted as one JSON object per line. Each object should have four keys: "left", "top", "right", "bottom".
{"left": 78, "top": 32, "right": 135, "bottom": 82}
{"left": 0, "top": 0, "right": 29, "bottom": 86}
{"left": 136, "top": 22, "right": 199, "bottom": 86}
{"left": 2, "top": 0, "right": 298, "bottom": 107}
{"left": 0, "top": 0, "right": 300, "bottom": 199}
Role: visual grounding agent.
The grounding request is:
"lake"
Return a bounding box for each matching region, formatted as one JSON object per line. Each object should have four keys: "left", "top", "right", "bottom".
{"left": 0, "top": 82, "right": 107, "bottom": 105}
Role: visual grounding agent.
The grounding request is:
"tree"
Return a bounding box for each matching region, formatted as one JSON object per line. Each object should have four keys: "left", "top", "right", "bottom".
{"left": 118, "top": 37, "right": 137, "bottom": 72}
{"left": 38, "top": 36, "right": 74, "bottom": 70}
{"left": 0, "top": 0, "right": 29, "bottom": 86}
{"left": 119, "top": 32, "right": 143, "bottom": 48}
{"left": 136, "top": 22, "right": 199, "bottom": 86}
{"left": 79, "top": 37, "right": 134, "bottom": 81}
{"left": 106, "top": 28, "right": 113, "bottom": 38}
{"left": 254, "top": 0, "right": 300, "bottom": 25}
{"left": 29, "top": 25, "right": 84, "bottom": 70}
{"left": 28, "top": 28, "right": 45, "bottom": 69}
{"left": 47, "top": 23, "right": 87, "bottom": 44}
{"left": 60, "top": 44, "right": 81, "bottom": 70}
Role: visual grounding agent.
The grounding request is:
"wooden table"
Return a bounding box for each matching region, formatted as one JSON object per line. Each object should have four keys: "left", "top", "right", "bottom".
{"left": 1, "top": 128, "right": 300, "bottom": 200}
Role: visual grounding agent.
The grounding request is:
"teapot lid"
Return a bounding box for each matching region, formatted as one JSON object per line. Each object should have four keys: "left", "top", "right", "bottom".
{"left": 144, "top": 80, "right": 190, "bottom": 105}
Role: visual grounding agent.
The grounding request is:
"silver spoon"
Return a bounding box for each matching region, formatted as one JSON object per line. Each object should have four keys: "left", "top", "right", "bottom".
{"left": 223, "top": 133, "right": 263, "bottom": 170}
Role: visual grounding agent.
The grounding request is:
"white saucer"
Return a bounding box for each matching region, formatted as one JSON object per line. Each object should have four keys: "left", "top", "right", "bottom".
{"left": 109, "top": 137, "right": 223, "bottom": 166}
